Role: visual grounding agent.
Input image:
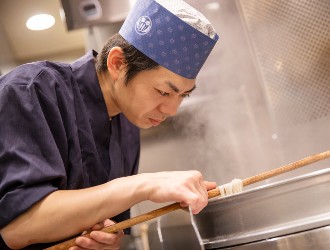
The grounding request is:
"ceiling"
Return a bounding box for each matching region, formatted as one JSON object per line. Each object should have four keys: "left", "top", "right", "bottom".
{"left": 0, "top": 0, "right": 85, "bottom": 62}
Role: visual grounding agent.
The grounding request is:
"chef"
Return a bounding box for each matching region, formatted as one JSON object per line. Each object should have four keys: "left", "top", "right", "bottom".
{"left": 0, "top": 0, "right": 218, "bottom": 249}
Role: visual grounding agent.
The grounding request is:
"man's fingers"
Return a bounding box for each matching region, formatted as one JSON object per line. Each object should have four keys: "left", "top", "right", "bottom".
{"left": 204, "top": 181, "right": 217, "bottom": 191}
{"left": 90, "top": 230, "right": 123, "bottom": 245}
{"left": 90, "top": 224, "right": 103, "bottom": 231}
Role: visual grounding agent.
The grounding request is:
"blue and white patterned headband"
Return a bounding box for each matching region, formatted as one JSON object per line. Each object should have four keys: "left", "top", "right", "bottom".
{"left": 119, "top": 0, "right": 219, "bottom": 79}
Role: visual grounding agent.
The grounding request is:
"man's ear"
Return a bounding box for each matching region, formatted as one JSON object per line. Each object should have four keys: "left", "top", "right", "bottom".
{"left": 106, "top": 47, "right": 126, "bottom": 81}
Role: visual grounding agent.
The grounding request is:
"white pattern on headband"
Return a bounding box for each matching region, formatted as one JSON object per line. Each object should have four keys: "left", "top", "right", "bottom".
{"left": 155, "top": 0, "right": 217, "bottom": 39}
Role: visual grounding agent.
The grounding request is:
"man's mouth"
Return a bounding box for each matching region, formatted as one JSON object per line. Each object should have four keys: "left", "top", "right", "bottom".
{"left": 149, "top": 118, "right": 162, "bottom": 126}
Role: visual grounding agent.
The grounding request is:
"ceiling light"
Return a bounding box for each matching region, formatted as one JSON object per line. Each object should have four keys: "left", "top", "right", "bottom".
{"left": 26, "top": 14, "right": 55, "bottom": 31}
{"left": 205, "top": 2, "right": 220, "bottom": 11}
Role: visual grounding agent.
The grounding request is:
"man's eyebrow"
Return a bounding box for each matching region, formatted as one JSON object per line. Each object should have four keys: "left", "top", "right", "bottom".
{"left": 185, "top": 85, "right": 197, "bottom": 93}
{"left": 165, "top": 81, "right": 196, "bottom": 93}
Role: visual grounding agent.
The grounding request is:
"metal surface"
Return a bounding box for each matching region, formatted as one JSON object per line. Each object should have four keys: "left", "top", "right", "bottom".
{"left": 237, "top": 0, "right": 330, "bottom": 128}
{"left": 147, "top": 210, "right": 203, "bottom": 250}
{"left": 193, "top": 168, "right": 330, "bottom": 249}
{"left": 61, "top": 0, "right": 131, "bottom": 30}
{"left": 221, "top": 225, "right": 330, "bottom": 250}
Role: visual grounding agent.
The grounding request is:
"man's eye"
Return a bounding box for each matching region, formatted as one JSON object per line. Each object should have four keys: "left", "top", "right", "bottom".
{"left": 181, "top": 93, "right": 190, "bottom": 98}
{"left": 158, "top": 90, "right": 169, "bottom": 96}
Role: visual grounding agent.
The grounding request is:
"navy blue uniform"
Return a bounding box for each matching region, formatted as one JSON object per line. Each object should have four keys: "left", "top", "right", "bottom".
{"left": 0, "top": 51, "right": 140, "bottom": 249}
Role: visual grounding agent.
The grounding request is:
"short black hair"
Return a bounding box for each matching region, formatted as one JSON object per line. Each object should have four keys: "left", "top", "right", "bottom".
{"left": 96, "top": 33, "right": 159, "bottom": 84}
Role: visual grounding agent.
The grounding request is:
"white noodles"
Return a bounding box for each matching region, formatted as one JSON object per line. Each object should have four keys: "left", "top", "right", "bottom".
{"left": 218, "top": 178, "right": 243, "bottom": 197}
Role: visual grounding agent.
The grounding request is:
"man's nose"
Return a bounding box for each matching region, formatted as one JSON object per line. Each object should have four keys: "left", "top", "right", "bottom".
{"left": 159, "top": 98, "right": 182, "bottom": 117}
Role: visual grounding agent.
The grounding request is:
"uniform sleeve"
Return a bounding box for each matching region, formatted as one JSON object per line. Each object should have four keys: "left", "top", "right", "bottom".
{"left": 0, "top": 79, "right": 67, "bottom": 229}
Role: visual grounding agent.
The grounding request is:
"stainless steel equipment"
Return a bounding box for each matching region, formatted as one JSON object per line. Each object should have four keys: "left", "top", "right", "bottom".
{"left": 193, "top": 168, "right": 330, "bottom": 249}
{"left": 237, "top": 0, "right": 330, "bottom": 129}
{"left": 60, "top": 0, "right": 131, "bottom": 30}
{"left": 217, "top": 225, "right": 330, "bottom": 250}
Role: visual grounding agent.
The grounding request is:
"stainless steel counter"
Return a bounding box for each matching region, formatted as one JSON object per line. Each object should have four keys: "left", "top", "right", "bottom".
{"left": 220, "top": 225, "right": 330, "bottom": 250}
{"left": 193, "top": 168, "right": 330, "bottom": 249}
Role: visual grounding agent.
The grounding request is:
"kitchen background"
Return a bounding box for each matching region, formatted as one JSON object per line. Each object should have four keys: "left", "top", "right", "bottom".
{"left": 1, "top": 0, "right": 330, "bottom": 249}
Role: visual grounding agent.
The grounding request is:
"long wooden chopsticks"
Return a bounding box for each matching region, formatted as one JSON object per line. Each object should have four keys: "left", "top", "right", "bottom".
{"left": 46, "top": 149, "right": 330, "bottom": 250}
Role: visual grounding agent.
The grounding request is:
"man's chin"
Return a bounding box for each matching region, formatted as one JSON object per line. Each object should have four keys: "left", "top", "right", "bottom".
{"left": 131, "top": 120, "right": 153, "bottom": 129}
{"left": 127, "top": 116, "right": 159, "bottom": 129}
{"left": 135, "top": 124, "right": 151, "bottom": 129}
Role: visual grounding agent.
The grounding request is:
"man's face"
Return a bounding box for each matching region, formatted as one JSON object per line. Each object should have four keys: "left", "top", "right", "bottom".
{"left": 112, "top": 66, "right": 196, "bottom": 129}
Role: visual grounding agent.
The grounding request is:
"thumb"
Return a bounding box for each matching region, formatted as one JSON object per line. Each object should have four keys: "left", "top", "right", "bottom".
{"left": 204, "top": 181, "right": 217, "bottom": 191}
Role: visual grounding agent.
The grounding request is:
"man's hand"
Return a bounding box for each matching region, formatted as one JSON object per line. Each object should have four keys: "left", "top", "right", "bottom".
{"left": 146, "top": 170, "right": 217, "bottom": 214}
{"left": 69, "top": 219, "right": 124, "bottom": 250}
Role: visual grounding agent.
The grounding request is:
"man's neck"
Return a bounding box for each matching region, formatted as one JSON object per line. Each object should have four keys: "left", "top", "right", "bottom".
{"left": 96, "top": 70, "right": 121, "bottom": 117}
